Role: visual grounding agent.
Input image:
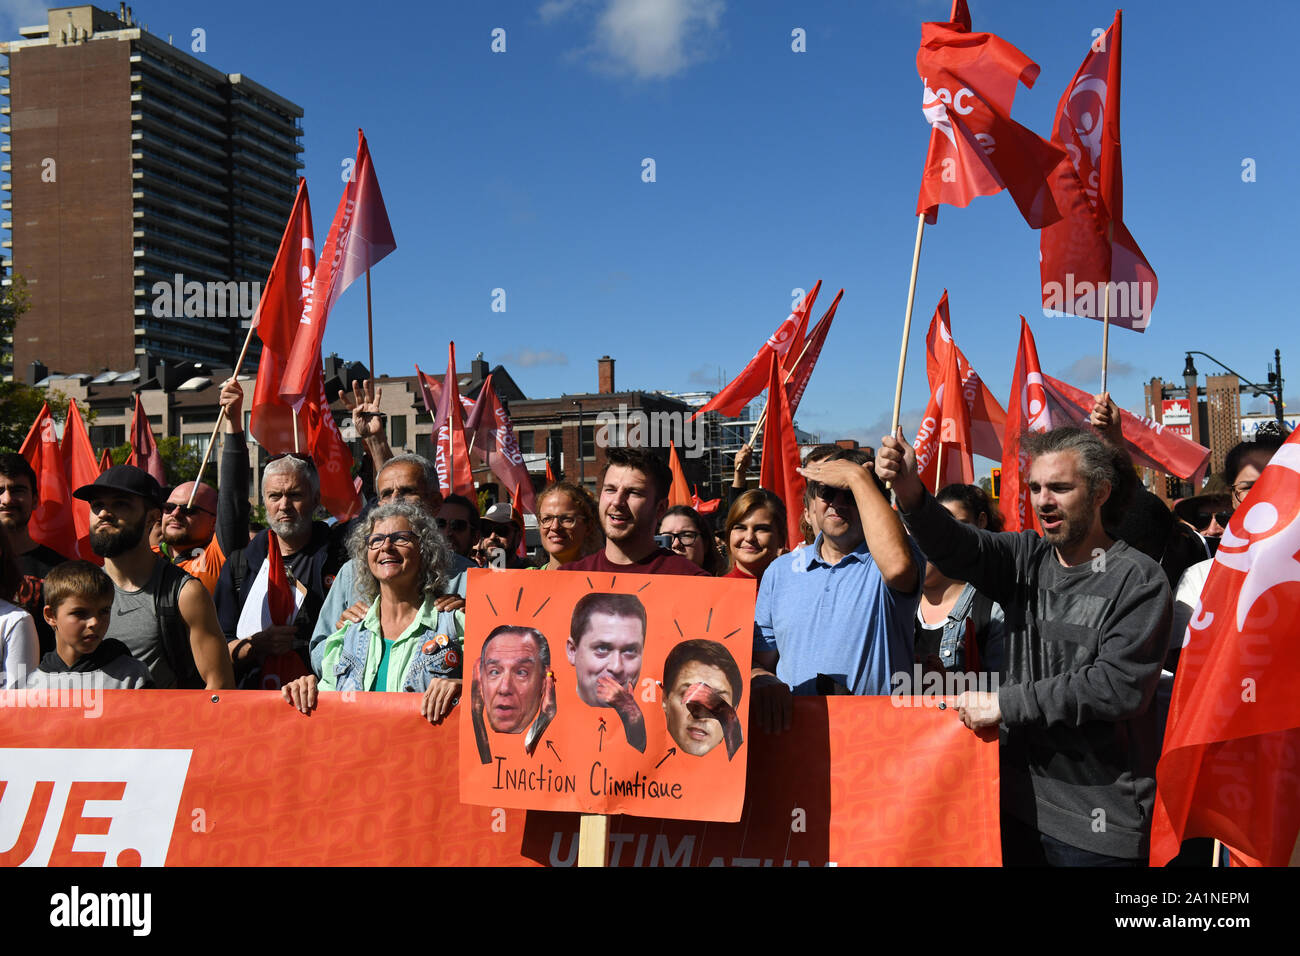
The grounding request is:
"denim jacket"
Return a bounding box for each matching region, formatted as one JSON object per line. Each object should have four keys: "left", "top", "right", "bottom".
{"left": 919, "top": 583, "right": 1005, "bottom": 675}
{"left": 332, "top": 607, "right": 463, "bottom": 693}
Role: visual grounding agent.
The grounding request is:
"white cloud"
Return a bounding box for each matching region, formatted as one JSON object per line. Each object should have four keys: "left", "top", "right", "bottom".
{"left": 1058, "top": 354, "right": 1135, "bottom": 387}
{"left": 0, "top": 0, "right": 51, "bottom": 36}
{"left": 543, "top": 0, "right": 725, "bottom": 80}
{"left": 503, "top": 348, "right": 570, "bottom": 368}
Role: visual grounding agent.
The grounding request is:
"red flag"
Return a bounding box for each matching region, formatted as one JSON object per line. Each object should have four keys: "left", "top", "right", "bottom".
{"left": 759, "top": 352, "right": 806, "bottom": 548}
{"left": 281, "top": 130, "right": 396, "bottom": 408}
{"left": 1039, "top": 374, "right": 1211, "bottom": 485}
{"left": 1000, "top": 317, "right": 1051, "bottom": 533}
{"left": 691, "top": 485, "right": 721, "bottom": 516}
{"left": 465, "top": 373, "right": 537, "bottom": 514}
{"left": 302, "top": 360, "right": 362, "bottom": 522}
{"left": 61, "top": 399, "right": 102, "bottom": 563}
{"left": 1039, "top": 11, "right": 1157, "bottom": 331}
{"left": 126, "top": 393, "right": 165, "bottom": 485}
{"left": 545, "top": 458, "right": 556, "bottom": 484}
{"left": 250, "top": 179, "right": 313, "bottom": 453}
{"left": 915, "top": 10, "right": 1069, "bottom": 228}
{"left": 667, "top": 442, "right": 692, "bottom": 508}
{"left": 692, "top": 284, "right": 820, "bottom": 421}
{"left": 98, "top": 448, "right": 112, "bottom": 473}
{"left": 923, "top": 291, "right": 1006, "bottom": 460}
{"left": 783, "top": 279, "right": 821, "bottom": 374}
{"left": 260, "top": 532, "right": 310, "bottom": 688}
{"left": 434, "top": 343, "right": 475, "bottom": 498}
{"left": 784, "top": 288, "right": 842, "bottom": 415}
{"left": 18, "top": 404, "right": 77, "bottom": 559}
{"left": 415, "top": 364, "right": 441, "bottom": 416}
{"left": 937, "top": 337, "right": 975, "bottom": 487}
{"left": 1151, "top": 432, "right": 1300, "bottom": 866}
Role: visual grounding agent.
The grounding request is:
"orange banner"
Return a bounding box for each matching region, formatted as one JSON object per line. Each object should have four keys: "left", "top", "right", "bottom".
{"left": 459, "top": 570, "right": 755, "bottom": 821}
{"left": 0, "top": 692, "right": 999, "bottom": 866}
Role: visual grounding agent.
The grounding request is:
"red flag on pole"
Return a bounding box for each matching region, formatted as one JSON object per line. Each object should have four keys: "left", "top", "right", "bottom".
{"left": 281, "top": 130, "right": 396, "bottom": 408}
{"left": 923, "top": 291, "right": 1006, "bottom": 460}
{"left": 758, "top": 351, "right": 806, "bottom": 548}
{"left": 18, "top": 404, "right": 78, "bottom": 559}
{"left": 1039, "top": 374, "right": 1210, "bottom": 485}
{"left": 545, "top": 458, "right": 556, "bottom": 484}
{"left": 434, "top": 343, "right": 475, "bottom": 498}
{"left": 1000, "top": 317, "right": 1051, "bottom": 533}
{"left": 250, "top": 178, "right": 313, "bottom": 453}
{"left": 690, "top": 485, "right": 721, "bottom": 516}
{"left": 782, "top": 279, "right": 822, "bottom": 374}
{"left": 61, "top": 399, "right": 102, "bottom": 562}
{"left": 98, "top": 448, "right": 113, "bottom": 473}
{"left": 784, "top": 288, "right": 842, "bottom": 415}
{"left": 915, "top": 8, "right": 1069, "bottom": 228}
{"left": 302, "top": 360, "right": 363, "bottom": 522}
{"left": 667, "top": 442, "right": 692, "bottom": 508}
{"left": 126, "top": 393, "right": 165, "bottom": 485}
{"left": 1151, "top": 432, "right": 1300, "bottom": 866}
{"left": 1040, "top": 10, "right": 1157, "bottom": 331}
{"left": 691, "top": 284, "right": 820, "bottom": 421}
{"left": 936, "top": 336, "right": 975, "bottom": 487}
{"left": 415, "top": 363, "right": 441, "bottom": 416}
{"left": 260, "top": 532, "right": 310, "bottom": 688}
{"left": 465, "top": 373, "right": 537, "bottom": 514}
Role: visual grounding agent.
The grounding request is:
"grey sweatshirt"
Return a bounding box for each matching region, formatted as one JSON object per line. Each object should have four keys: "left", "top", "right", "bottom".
{"left": 902, "top": 492, "right": 1171, "bottom": 859}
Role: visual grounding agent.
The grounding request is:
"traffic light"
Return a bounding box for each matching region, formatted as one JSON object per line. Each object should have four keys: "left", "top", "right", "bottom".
{"left": 990, "top": 467, "right": 1001, "bottom": 500}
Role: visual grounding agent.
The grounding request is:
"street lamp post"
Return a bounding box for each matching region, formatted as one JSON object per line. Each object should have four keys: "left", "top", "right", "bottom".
{"left": 1186, "top": 350, "right": 1285, "bottom": 426}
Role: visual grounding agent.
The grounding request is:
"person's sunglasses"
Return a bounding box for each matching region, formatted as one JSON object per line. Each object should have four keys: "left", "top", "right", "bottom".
{"left": 1191, "top": 510, "right": 1233, "bottom": 531}
{"left": 436, "top": 518, "right": 471, "bottom": 533}
{"left": 162, "top": 502, "right": 214, "bottom": 518}
{"left": 811, "top": 483, "right": 853, "bottom": 504}
{"left": 366, "top": 531, "right": 419, "bottom": 550}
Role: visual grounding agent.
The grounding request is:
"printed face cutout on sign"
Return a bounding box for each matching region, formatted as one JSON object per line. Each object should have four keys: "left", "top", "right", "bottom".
{"left": 661, "top": 640, "right": 744, "bottom": 760}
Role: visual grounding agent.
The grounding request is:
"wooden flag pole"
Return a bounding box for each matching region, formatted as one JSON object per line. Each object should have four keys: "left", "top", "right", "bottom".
{"left": 891, "top": 214, "right": 927, "bottom": 437}
{"left": 1100, "top": 280, "right": 1112, "bottom": 394}
{"left": 366, "top": 269, "right": 375, "bottom": 378}
{"left": 935, "top": 442, "right": 944, "bottom": 494}
{"left": 1212, "top": 838, "right": 1222, "bottom": 867}
{"left": 186, "top": 319, "right": 260, "bottom": 507}
{"left": 292, "top": 414, "right": 300, "bottom": 454}
{"left": 577, "top": 813, "right": 609, "bottom": 867}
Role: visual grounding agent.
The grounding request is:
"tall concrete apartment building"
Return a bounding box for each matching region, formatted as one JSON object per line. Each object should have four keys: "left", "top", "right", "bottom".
{"left": 1, "top": 4, "right": 302, "bottom": 377}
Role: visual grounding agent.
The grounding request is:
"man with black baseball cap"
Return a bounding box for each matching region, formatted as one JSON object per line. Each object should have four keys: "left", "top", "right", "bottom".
{"left": 74, "top": 465, "right": 234, "bottom": 690}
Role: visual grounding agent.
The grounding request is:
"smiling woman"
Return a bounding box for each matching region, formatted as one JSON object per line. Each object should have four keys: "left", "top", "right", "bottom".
{"left": 280, "top": 500, "right": 466, "bottom": 725}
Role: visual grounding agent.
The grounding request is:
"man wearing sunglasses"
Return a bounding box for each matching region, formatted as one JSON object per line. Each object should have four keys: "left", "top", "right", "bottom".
{"left": 158, "top": 379, "right": 250, "bottom": 595}
{"left": 750, "top": 446, "right": 922, "bottom": 734}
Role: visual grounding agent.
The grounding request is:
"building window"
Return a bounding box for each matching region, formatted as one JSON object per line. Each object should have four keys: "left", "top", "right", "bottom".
{"left": 390, "top": 415, "right": 407, "bottom": 449}
{"left": 183, "top": 433, "right": 211, "bottom": 457}
{"left": 90, "top": 425, "right": 126, "bottom": 448}
{"left": 516, "top": 430, "right": 533, "bottom": 454}
{"left": 581, "top": 425, "right": 595, "bottom": 459}
{"left": 416, "top": 433, "right": 434, "bottom": 461}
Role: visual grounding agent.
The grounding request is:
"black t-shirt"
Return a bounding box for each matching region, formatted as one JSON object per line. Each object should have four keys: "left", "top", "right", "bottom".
{"left": 16, "top": 544, "right": 72, "bottom": 656}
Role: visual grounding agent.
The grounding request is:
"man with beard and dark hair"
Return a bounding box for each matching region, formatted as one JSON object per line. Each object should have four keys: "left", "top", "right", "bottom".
{"left": 158, "top": 378, "right": 250, "bottom": 595}
{"left": 74, "top": 466, "right": 234, "bottom": 689}
{"left": 215, "top": 453, "right": 350, "bottom": 684}
{"left": 877, "top": 425, "right": 1171, "bottom": 867}
{"left": 0, "top": 452, "right": 71, "bottom": 655}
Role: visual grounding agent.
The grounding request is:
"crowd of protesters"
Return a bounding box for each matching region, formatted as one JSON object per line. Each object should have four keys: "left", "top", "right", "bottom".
{"left": 0, "top": 372, "right": 1287, "bottom": 868}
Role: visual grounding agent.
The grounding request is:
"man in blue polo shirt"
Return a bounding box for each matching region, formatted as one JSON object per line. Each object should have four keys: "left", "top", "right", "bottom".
{"left": 751, "top": 447, "right": 923, "bottom": 732}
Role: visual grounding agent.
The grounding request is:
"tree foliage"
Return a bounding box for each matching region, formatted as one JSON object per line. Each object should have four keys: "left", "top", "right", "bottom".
{"left": 110, "top": 437, "right": 214, "bottom": 491}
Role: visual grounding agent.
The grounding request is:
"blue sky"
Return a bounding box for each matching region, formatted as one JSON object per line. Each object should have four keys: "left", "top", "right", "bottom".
{"left": 5, "top": 0, "right": 1295, "bottom": 462}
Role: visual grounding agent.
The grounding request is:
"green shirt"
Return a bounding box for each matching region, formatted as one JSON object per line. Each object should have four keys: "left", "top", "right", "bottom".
{"left": 318, "top": 596, "right": 465, "bottom": 692}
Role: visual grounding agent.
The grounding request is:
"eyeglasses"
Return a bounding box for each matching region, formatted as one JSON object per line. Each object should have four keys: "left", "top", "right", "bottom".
{"left": 811, "top": 484, "right": 853, "bottom": 504}
{"left": 163, "top": 502, "right": 214, "bottom": 518}
{"left": 366, "top": 531, "right": 419, "bottom": 550}
{"left": 1191, "top": 510, "right": 1233, "bottom": 531}
{"left": 1232, "top": 481, "right": 1256, "bottom": 500}
{"left": 538, "top": 514, "right": 580, "bottom": 529}
{"left": 436, "top": 518, "right": 470, "bottom": 533}
{"left": 660, "top": 530, "right": 700, "bottom": 546}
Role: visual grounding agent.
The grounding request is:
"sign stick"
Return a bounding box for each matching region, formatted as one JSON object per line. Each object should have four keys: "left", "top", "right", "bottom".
{"left": 891, "top": 214, "right": 927, "bottom": 437}
{"left": 577, "top": 813, "right": 609, "bottom": 867}
{"left": 186, "top": 319, "right": 259, "bottom": 507}
{"left": 1100, "top": 280, "right": 1111, "bottom": 395}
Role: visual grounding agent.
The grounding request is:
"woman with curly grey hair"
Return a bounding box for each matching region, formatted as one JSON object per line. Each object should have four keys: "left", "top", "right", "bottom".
{"left": 281, "top": 500, "right": 464, "bottom": 724}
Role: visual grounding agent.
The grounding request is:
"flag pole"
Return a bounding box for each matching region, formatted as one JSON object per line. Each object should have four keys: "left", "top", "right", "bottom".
{"left": 746, "top": 334, "right": 821, "bottom": 448}
{"left": 186, "top": 319, "right": 260, "bottom": 507}
{"left": 366, "top": 269, "right": 375, "bottom": 379}
{"left": 891, "top": 214, "right": 927, "bottom": 436}
{"left": 1100, "top": 280, "right": 1111, "bottom": 394}
{"left": 935, "top": 442, "right": 944, "bottom": 494}
{"left": 292, "top": 415, "right": 300, "bottom": 453}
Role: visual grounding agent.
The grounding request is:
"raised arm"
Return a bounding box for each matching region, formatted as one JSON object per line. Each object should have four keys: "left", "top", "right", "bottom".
{"left": 340, "top": 378, "right": 393, "bottom": 472}
{"left": 216, "top": 378, "right": 251, "bottom": 556}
